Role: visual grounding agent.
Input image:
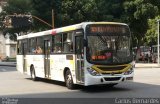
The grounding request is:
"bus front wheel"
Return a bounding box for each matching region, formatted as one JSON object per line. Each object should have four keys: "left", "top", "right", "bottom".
{"left": 30, "top": 65, "right": 37, "bottom": 81}
{"left": 65, "top": 70, "right": 75, "bottom": 89}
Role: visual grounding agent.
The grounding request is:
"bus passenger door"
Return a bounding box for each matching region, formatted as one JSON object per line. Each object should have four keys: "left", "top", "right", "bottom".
{"left": 44, "top": 40, "right": 51, "bottom": 78}
{"left": 22, "top": 41, "right": 27, "bottom": 73}
{"left": 75, "top": 35, "right": 84, "bottom": 83}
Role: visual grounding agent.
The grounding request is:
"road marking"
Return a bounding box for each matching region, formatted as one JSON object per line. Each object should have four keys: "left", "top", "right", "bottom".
{"left": 0, "top": 69, "right": 7, "bottom": 72}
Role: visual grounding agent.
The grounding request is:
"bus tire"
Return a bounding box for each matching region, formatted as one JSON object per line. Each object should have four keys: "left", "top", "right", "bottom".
{"left": 65, "top": 70, "right": 75, "bottom": 89}
{"left": 30, "top": 65, "right": 37, "bottom": 81}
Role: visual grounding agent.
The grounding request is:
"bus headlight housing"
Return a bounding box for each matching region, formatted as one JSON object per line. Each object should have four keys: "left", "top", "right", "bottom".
{"left": 87, "top": 68, "right": 101, "bottom": 76}
{"left": 124, "top": 67, "right": 133, "bottom": 75}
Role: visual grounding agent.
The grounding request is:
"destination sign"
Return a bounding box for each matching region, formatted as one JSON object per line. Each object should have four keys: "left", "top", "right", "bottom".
{"left": 86, "top": 24, "right": 129, "bottom": 35}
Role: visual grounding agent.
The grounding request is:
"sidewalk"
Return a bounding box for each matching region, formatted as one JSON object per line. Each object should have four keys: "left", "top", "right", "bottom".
{"left": 0, "top": 62, "right": 16, "bottom": 67}
{"left": 135, "top": 63, "right": 160, "bottom": 68}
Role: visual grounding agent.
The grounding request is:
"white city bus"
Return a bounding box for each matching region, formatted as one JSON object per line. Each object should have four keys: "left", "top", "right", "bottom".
{"left": 17, "top": 22, "right": 134, "bottom": 89}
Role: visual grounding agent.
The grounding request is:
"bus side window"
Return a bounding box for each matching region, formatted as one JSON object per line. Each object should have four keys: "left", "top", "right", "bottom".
{"left": 35, "top": 46, "right": 43, "bottom": 54}
{"left": 75, "top": 36, "right": 84, "bottom": 54}
{"left": 29, "top": 38, "right": 36, "bottom": 54}
{"left": 17, "top": 41, "right": 22, "bottom": 54}
{"left": 53, "top": 34, "right": 62, "bottom": 53}
{"left": 36, "top": 37, "right": 43, "bottom": 54}
{"left": 63, "top": 32, "right": 73, "bottom": 53}
{"left": 51, "top": 35, "right": 55, "bottom": 53}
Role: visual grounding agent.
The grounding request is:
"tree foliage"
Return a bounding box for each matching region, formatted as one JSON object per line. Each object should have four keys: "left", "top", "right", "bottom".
{"left": 0, "top": 0, "right": 32, "bottom": 40}
{"left": 30, "top": 0, "right": 61, "bottom": 29}
{"left": 60, "top": 0, "right": 98, "bottom": 26}
{"left": 61, "top": 0, "right": 124, "bottom": 26}
{"left": 122, "top": 0, "right": 158, "bottom": 47}
{"left": 3, "top": 0, "right": 32, "bottom": 14}
{"left": 146, "top": 16, "right": 160, "bottom": 46}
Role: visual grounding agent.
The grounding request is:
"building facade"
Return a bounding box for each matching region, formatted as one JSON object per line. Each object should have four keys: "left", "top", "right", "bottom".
{"left": 0, "top": 32, "right": 17, "bottom": 59}
{"left": 0, "top": 32, "right": 6, "bottom": 59}
{"left": 0, "top": 0, "right": 17, "bottom": 60}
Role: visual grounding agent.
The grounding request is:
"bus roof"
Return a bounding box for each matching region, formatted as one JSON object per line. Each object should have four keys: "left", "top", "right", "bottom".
{"left": 17, "top": 22, "right": 128, "bottom": 40}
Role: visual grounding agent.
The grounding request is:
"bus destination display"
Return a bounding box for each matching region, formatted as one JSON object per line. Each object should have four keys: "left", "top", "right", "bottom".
{"left": 87, "top": 24, "right": 129, "bottom": 35}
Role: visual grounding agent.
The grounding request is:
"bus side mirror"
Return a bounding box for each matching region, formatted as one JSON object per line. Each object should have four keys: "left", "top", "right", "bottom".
{"left": 83, "top": 39, "right": 88, "bottom": 47}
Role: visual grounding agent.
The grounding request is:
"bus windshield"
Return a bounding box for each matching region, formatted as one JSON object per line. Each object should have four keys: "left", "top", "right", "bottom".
{"left": 86, "top": 24, "right": 132, "bottom": 65}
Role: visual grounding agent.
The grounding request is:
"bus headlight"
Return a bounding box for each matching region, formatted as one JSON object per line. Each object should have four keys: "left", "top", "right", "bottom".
{"left": 87, "top": 68, "right": 101, "bottom": 76}
{"left": 124, "top": 67, "right": 133, "bottom": 75}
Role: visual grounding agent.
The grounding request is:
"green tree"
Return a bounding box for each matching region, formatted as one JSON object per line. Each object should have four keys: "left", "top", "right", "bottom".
{"left": 146, "top": 16, "right": 160, "bottom": 46}
{"left": 3, "top": 0, "right": 32, "bottom": 14}
{"left": 122, "top": 0, "right": 158, "bottom": 47}
{"left": 96, "top": 0, "right": 123, "bottom": 21}
{"left": 0, "top": 0, "right": 32, "bottom": 40}
{"left": 60, "top": 0, "right": 98, "bottom": 26}
{"left": 61, "top": 0, "right": 124, "bottom": 26}
{"left": 30, "top": 0, "right": 62, "bottom": 29}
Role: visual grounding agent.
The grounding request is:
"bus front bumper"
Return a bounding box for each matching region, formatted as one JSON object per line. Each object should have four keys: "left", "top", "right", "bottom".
{"left": 84, "top": 73, "right": 134, "bottom": 86}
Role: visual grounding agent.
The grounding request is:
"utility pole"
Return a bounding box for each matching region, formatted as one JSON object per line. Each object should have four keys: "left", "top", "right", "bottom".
{"left": 157, "top": 19, "right": 160, "bottom": 66}
{"left": 52, "top": 9, "right": 54, "bottom": 29}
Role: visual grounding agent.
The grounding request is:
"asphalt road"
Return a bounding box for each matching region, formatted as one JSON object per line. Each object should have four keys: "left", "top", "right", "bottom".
{"left": 0, "top": 65, "right": 16, "bottom": 72}
{"left": 0, "top": 66, "right": 160, "bottom": 98}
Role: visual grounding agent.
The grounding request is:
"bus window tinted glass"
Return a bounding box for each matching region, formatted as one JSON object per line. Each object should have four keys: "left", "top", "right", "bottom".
{"left": 29, "top": 38, "right": 36, "bottom": 54}
{"left": 54, "top": 34, "right": 62, "bottom": 53}
{"left": 63, "top": 32, "right": 73, "bottom": 53}
{"left": 17, "top": 41, "right": 22, "bottom": 54}
{"left": 36, "top": 37, "right": 43, "bottom": 54}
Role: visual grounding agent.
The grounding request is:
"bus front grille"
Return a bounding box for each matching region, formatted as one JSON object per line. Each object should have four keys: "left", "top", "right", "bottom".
{"left": 97, "top": 66, "right": 127, "bottom": 71}
{"left": 91, "top": 64, "right": 131, "bottom": 74}
{"left": 101, "top": 72, "right": 123, "bottom": 75}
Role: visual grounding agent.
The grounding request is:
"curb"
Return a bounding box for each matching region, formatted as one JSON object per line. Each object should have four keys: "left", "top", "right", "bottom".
{"left": 135, "top": 63, "right": 160, "bottom": 68}
{"left": 0, "top": 64, "right": 16, "bottom": 67}
{"left": 0, "top": 62, "right": 16, "bottom": 67}
{"left": 135, "top": 67, "right": 160, "bottom": 68}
